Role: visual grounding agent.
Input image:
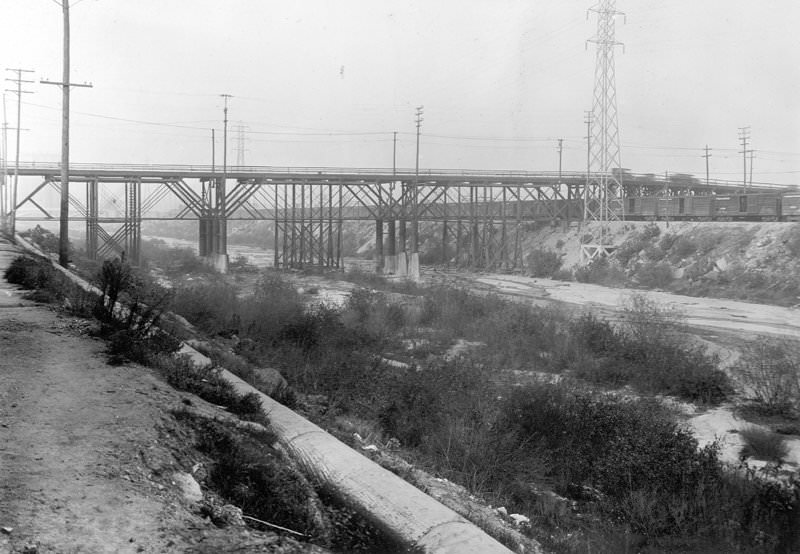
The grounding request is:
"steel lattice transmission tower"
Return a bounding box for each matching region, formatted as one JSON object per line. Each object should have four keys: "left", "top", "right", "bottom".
{"left": 585, "top": 0, "right": 625, "bottom": 232}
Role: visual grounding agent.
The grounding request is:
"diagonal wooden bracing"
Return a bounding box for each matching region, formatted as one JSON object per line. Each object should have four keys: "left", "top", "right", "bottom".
{"left": 19, "top": 165, "right": 758, "bottom": 272}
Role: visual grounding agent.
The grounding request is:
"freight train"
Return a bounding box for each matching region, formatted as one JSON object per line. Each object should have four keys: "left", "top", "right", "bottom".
{"left": 623, "top": 191, "right": 800, "bottom": 221}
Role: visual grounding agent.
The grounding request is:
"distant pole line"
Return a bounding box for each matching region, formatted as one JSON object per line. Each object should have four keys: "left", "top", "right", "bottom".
{"left": 5, "top": 68, "right": 34, "bottom": 236}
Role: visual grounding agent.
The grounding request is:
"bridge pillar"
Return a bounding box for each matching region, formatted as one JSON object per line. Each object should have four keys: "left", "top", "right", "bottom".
{"left": 375, "top": 219, "right": 384, "bottom": 273}
{"left": 85, "top": 180, "right": 98, "bottom": 260}
{"left": 197, "top": 178, "right": 229, "bottom": 273}
{"left": 387, "top": 220, "right": 396, "bottom": 257}
{"left": 441, "top": 221, "right": 448, "bottom": 265}
{"left": 398, "top": 220, "right": 406, "bottom": 253}
{"left": 124, "top": 180, "right": 142, "bottom": 265}
{"left": 198, "top": 215, "right": 209, "bottom": 257}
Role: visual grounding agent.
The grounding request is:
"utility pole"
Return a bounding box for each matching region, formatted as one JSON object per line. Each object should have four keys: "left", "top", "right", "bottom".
{"left": 221, "top": 95, "right": 231, "bottom": 182}
{"left": 5, "top": 68, "right": 34, "bottom": 236}
{"left": 234, "top": 123, "right": 248, "bottom": 167}
{"left": 738, "top": 126, "right": 750, "bottom": 191}
{"left": 42, "top": 1, "right": 92, "bottom": 266}
{"left": 413, "top": 106, "right": 423, "bottom": 253}
{"left": 218, "top": 94, "right": 232, "bottom": 259}
{"left": 557, "top": 138, "right": 564, "bottom": 185}
{"left": 1, "top": 95, "right": 6, "bottom": 232}
{"left": 749, "top": 149, "right": 754, "bottom": 189}
{"left": 583, "top": 110, "right": 593, "bottom": 223}
{"left": 392, "top": 131, "right": 397, "bottom": 176}
{"left": 701, "top": 145, "right": 712, "bottom": 187}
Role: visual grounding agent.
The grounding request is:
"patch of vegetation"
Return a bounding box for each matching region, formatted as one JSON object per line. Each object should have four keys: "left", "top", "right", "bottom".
{"left": 93, "top": 256, "right": 180, "bottom": 366}
{"left": 613, "top": 223, "right": 661, "bottom": 266}
{"left": 19, "top": 225, "right": 73, "bottom": 259}
{"left": 525, "top": 248, "right": 562, "bottom": 278}
{"left": 158, "top": 251, "right": 798, "bottom": 552}
{"left": 574, "top": 255, "right": 626, "bottom": 286}
{"left": 175, "top": 410, "right": 397, "bottom": 551}
{"left": 572, "top": 295, "right": 732, "bottom": 404}
{"left": 162, "top": 357, "right": 266, "bottom": 423}
{"left": 140, "top": 238, "right": 215, "bottom": 276}
{"left": 739, "top": 426, "right": 789, "bottom": 463}
{"left": 634, "top": 260, "right": 674, "bottom": 288}
{"left": 4, "top": 254, "right": 96, "bottom": 316}
{"left": 738, "top": 337, "right": 800, "bottom": 417}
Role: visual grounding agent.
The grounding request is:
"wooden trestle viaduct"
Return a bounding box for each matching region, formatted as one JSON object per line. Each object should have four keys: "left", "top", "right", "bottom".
{"left": 9, "top": 163, "right": 791, "bottom": 273}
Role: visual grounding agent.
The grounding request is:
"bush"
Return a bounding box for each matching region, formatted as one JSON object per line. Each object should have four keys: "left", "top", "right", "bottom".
{"left": 738, "top": 338, "right": 800, "bottom": 416}
{"left": 20, "top": 225, "right": 72, "bottom": 258}
{"left": 669, "top": 236, "right": 698, "bottom": 261}
{"left": 569, "top": 296, "right": 731, "bottom": 403}
{"left": 161, "top": 357, "right": 265, "bottom": 421}
{"left": 498, "top": 383, "right": 724, "bottom": 534}
{"left": 634, "top": 260, "right": 674, "bottom": 288}
{"left": 526, "top": 248, "right": 562, "bottom": 278}
{"left": 5, "top": 255, "right": 58, "bottom": 291}
{"left": 739, "top": 426, "right": 789, "bottom": 463}
{"left": 4, "top": 255, "right": 97, "bottom": 315}
{"left": 574, "top": 256, "right": 625, "bottom": 286}
{"left": 172, "top": 279, "right": 239, "bottom": 336}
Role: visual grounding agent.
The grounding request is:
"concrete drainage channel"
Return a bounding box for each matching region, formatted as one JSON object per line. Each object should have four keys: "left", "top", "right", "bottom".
{"left": 12, "top": 235, "right": 518, "bottom": 554}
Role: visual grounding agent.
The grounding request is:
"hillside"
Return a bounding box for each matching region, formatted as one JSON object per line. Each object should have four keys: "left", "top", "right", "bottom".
{"left": 520, "top": 220, "right": 800, "bottom": 306}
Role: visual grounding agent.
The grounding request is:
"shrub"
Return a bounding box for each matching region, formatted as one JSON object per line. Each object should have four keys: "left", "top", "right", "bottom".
{"left": 634, "top": 260, "right": 674, "bottom": 288}
{"left": 162, "top": 357, "right": 266, "bottom": 422}
{"left": 526, "top": 248, "right": 562, "bottom": 278}
{"left": 20, "top": 225, "right": 72, "bottom": 258}
{"left": 669, "top": 236, "right": 698, "bottom": 261}
{"left": 172, "top": 279, "right": 239, "bottom": 335}
{"left": 4, "top": 255, "right": 97, "bottom": 313}
{"left": 189, "top": 416, "right": 314, "bottom": 533}
{"left": 95, "top": 257, "right": 134, "bottom": 322}
{"left": 5, "top": 255, "right": 57, "bottom": 291}
{"left": 574, "top": 256, "right": 625, "bottom": 286}
{"left": 739, "top": 426, "right": 790, "bottom": 463}
{"left": 497, "top": 383, "right": 726, "bottom": 535}
{"left": 551, "top": 268, "right": 573, "bottom": 281}
{"left": 737, "top": 338, "right": 800, "bottom": 416}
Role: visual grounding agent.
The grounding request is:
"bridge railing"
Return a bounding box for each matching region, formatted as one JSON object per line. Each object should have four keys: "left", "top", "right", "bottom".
{"left": 12, "top": 161, "right": 794, "bottom": 189}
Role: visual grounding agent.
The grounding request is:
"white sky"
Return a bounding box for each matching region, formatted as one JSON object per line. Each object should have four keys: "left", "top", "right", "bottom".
{"left": 2, "top": 1, "right": 799, "bottom": 185}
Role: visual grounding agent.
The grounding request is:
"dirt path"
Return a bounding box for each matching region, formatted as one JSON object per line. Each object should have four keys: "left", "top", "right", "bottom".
{"left": 0, "top": 240, "right": 313, "bottom": 553}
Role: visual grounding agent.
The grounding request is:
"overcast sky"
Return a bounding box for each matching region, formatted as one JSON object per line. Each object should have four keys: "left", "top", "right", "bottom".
{"left": 2, "top": 1, "right": 799, "bottom": 185}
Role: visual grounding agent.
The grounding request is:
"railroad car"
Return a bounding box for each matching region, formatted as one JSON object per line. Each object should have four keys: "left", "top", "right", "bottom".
{"left": 622, "top": 191, "right": 795, "bottom": 221}
{"left": 712, "top": 193, "right": 781, "bottom": 220}
{"left": 781, "top": 193, "right": 800, "bottom": 221}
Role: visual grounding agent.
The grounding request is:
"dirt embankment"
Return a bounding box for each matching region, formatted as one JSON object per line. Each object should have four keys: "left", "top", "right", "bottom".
{"left": 520, "top": 220, "right": 800, "bottom": 306}
{"left": 0, "top": 241, "right": 317, "bottom": 553}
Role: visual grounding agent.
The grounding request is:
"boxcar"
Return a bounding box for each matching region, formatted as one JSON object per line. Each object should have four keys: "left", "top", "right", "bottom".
{"left": 782, "top": 193, "right": 800, "bottom": 221}
{"left": 714, "top": 193, "right": 781, "bottom": 219}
